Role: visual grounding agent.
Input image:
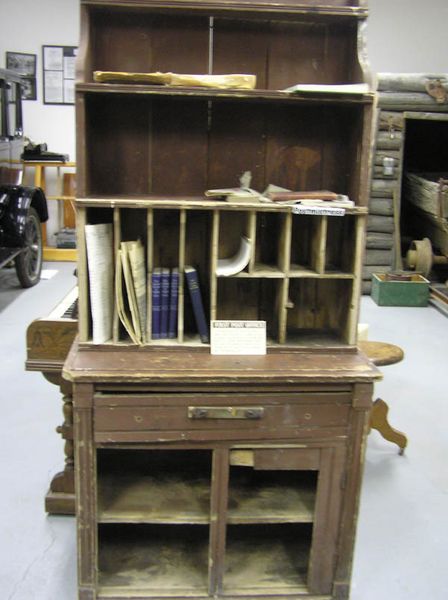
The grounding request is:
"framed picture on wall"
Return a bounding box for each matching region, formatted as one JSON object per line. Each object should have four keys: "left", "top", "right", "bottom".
{"left": 6, "top": 51, "right": 37, "bottom": 100}
{"left": 42, "top": 45, "right": 77, "bottom": 105}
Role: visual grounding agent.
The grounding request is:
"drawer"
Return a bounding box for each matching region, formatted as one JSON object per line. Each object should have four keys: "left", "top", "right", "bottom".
{"left": 94, "top": 392, "right": 351, "bottom": 442}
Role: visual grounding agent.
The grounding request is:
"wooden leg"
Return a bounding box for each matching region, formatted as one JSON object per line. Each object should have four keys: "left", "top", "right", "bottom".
{"left": 369, "top": 398, "right": 408, "bottom": 455}
{"left": 46, "top": 393, "right": 76, "bottom": 515}
{"left": 41, "top": 374, "right": 76, "bottom": 514}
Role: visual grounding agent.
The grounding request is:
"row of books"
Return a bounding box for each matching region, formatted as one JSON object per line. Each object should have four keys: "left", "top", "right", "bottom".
{"left": 152, "top": 266, "right": 209, "bottom": 343}
{"left": 151, "top": 268, "right": 178, "bottom": 340}
{"left": 84, "top": 223, "right": 210, "bottom": 344}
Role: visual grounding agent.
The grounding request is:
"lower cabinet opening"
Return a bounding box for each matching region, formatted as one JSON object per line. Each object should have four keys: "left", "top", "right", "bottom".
{"left": 98, "top": 523, "right": 210, "bottom": 596}
{"left": 223, "top": 523, "right": 312, "bottom": 595}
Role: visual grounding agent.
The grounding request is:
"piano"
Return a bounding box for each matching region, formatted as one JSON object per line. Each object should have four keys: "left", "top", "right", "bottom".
{"left": 26, "top": 286, "right": 78, "bottom": 515}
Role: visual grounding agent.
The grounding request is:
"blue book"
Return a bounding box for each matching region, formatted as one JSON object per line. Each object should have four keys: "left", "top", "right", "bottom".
{"left": 168, "top": 268, "right": 179, "bottom": 339}
{"left": 151, "top": 268, "right": 162, "bottom": 339}
{"left": 184, "top": 266, "right": 209, "bottom": 343}
{"left": 160, "top": 268, "right": 170, "bottom": 339}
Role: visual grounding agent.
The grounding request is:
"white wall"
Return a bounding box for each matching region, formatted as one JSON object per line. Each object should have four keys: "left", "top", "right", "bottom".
{"left": 0, "top": 0, "right": 79, "bottom": 242}
{"left": 368, "top": 0, "right": 448, "bottom": 73}
{"left": 0, "top": 0, "right": 79, "bottom": 161}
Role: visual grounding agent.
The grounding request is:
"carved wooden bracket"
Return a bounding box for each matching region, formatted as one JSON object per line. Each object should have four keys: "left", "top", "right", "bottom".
{"left": 425, "top": 79, "right": 448, "bottom": 104}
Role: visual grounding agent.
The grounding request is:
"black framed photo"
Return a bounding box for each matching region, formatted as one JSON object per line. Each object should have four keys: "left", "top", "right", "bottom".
{"left": 42, "top": 45, "right": 77, "bottom": 105}
{"left": 6, "top": 51, "right": 37, "bottom": 100}
{"left": 20, "top": 77, "right": 37, "bottom": 100}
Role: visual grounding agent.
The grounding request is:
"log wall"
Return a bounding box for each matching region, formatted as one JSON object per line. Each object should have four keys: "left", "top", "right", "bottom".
{"left": 363, "top": 72, "right": 448, "bottom": 293}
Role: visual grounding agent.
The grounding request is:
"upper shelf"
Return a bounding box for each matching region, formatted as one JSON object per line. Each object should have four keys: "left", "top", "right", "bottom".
{"left": 75, "top": 195, "right": 369, "bottom": 214}
{"left": 76, "top": 82, "right": 374, "bottom": 104}
{"left": 81, "top": 0, "right": 368, "bottom": 20}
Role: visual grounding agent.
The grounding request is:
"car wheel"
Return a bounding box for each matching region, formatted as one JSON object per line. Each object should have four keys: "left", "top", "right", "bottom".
{"left": 14, "top": 206, "right": 43, "bottom": 287}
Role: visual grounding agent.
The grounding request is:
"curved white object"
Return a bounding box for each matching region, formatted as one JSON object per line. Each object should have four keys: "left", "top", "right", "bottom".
{"left": 216, "top": 236, "right": 252, "bottom": 277}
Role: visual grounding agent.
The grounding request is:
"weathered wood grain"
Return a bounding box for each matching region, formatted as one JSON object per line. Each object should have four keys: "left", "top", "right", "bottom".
{"left": 369, "top": 198, "right": 393, "bottom": 216}
{"left": 367, "top": 215, "right": 394, "bottom": 233}
{"left": 364, "top": 249, "right": 393, "bottom": 266}
{"left": 365, "top": 232, "right": 394, "bottom": 249}
{"left": 378, "top": 72, "right": 448, "bottom": 93}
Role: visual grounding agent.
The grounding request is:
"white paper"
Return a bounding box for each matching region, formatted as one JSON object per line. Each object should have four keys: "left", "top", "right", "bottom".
{"left": 64, "top": 55, "right": 76, "bottom": 79}
{"left": 284, "top": 83, "right": 370, "bottom": 94}
{"left": 44, "top": 70, "right": 63, "bottom": 103}
{"left": 216, "top": 236, "right": 252, "bottom": 276}
{"left": 64, "top": 78, "right": 75, "bottom": 104}
{"left": 85, "top": 223, "right": 114, "bottom": 344}
{"left": 44, "top": 47, "right": 63, "bottom": 70}
{"left": 210, "top": 320, "right": 266, "bottom": 355}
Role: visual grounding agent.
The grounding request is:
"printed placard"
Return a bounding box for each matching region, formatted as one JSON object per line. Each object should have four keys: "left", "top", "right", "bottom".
{"left": 210, "top": 320, "right": 266, "bottom": 355}
{"left": 292, "top": 205, "right": 345, "bottom": 216}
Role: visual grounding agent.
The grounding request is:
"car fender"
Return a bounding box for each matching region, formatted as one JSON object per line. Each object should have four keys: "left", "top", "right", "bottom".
{"left": 0, "top": 185, "right": 48, "bottom": 247}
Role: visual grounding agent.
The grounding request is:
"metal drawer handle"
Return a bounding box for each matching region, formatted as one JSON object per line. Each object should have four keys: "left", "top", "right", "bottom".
{"left": 188, "top": 406, "right": 264, "bottom": 420}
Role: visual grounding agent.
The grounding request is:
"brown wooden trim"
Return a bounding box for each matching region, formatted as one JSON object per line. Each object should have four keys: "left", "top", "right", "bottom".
{"left": 308, "top": 446, "right": 346, "bottom": 594}
{"left": 75, "top": 405, "right": 97, "bottom": 590}
{"left": 208, "top": 449, "right": 230, "bottom": 594}
{"left": 351, "top": 382, "right": 374, "bottom": 408}
{"left": 94, "top": 427, "right": 349, "bottom": 444}
{"left": 81, "top": 0, "right": 369, "bottom": 20}
{"left": 333, "top": 405, "right": 369, "bottom": 589}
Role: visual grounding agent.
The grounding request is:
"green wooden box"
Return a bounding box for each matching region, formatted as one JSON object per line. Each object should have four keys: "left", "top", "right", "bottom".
{"left": 371, "top": 273, "right": 429, "bottom": 306}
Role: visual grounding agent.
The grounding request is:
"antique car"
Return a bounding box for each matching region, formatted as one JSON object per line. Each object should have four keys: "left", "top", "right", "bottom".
{"left": 0, "top": 68, "right": 48, "bottom": 287}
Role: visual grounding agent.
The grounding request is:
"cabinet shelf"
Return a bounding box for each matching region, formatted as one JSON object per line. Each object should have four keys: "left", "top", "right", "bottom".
{"left": 97, "top": 474, "right": 316, "bottom": 525}
{"left": 98, "top": 474, "right": 211, "bottom": 524}
{"left": 77, "top": 203, "right": 364, "bottom": 346}
{"left": 76, "top": 196, "right": 368, "bottom": 215}
{"left": 77, "top": 82, "right": 374, "bottom": 105}
{"left": 224, "top": 524, "right": 311, "bottom": 594}
{"left": 228, "top": 469, "right": 316, "bottom": 524}
{"left": 97, "top": 449, "right": 212, "bottom": 521}
{"left": 98, "top": 524, "right": 209, "bottom": 596}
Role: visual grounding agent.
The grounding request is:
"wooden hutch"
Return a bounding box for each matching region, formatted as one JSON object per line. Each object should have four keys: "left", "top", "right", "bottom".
{"left": 63, "top": 1, "right": 380, "bottom": 599}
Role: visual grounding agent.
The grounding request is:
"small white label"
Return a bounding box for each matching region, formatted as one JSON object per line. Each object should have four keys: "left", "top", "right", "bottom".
{"left": 292, "top": 205, "right": 345, "bottom": 216}
{"left": 210, "top": 320, "right": 266, "bottom": 355}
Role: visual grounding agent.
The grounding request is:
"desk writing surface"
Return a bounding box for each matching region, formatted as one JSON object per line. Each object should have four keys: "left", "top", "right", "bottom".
{"left": 63, "top": 340, "right": 381, "bottom": 385}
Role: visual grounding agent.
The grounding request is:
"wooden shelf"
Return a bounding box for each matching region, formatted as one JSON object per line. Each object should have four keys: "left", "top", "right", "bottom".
{"left": 76, "top": 196, "right": 368, "bottom": 214}
{"left": 224, "top": 525, "right": 311, "bottom": 593}
{"left": 228, "top": 477, "right": 316, "bottom": 524}
{"left": 77, "top": 82, "right": 374, "bottom": 105}
{"left": 97, "top": 474, "right": 316, "bottom": 525}
{"left": 98, "top": 524, "right": 209, "bottom": 595}
{"left": 76, "top": 203, "right": 364, "bottom": 346}
{"left": 98, "top": 474, "right": 211, "bottom": 524}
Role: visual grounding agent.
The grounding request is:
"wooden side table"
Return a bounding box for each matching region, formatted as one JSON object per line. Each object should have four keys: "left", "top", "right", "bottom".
{"left": 359, "top": 340, "right": 408, "bottom": 454}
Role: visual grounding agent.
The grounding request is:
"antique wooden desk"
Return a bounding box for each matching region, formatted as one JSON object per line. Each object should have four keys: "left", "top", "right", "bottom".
{"left": 64, "top": 343, "right": 380, "bottom": 600}
{"left": 69, "top": 0, "right": 378, "bottom": 596}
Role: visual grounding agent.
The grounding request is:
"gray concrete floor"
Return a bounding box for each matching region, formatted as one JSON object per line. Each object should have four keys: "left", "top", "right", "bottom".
{"left": 0, "top": 262, "right": 446, "bottom": 599}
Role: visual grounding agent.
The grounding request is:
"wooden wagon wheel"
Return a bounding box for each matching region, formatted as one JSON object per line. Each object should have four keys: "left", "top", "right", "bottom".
{"left": 406, "top": 237, "right": 433, "bottom": 276}
{"left": 406, "top": 237, "right": 448, "bottom": 277}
